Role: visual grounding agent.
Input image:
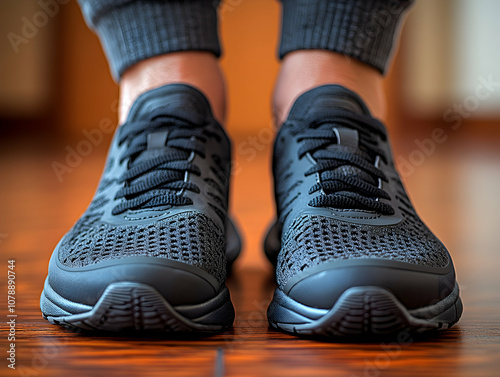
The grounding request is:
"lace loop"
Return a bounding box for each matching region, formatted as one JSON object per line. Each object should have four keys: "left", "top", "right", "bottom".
{"left": 112, "top": 113, "right": 207, "bottom": 215}
{"left": 294, "top": 109, "right": 395, "bottom": 215}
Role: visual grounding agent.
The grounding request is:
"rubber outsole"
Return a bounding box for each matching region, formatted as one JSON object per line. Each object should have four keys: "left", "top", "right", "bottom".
{"left": 42, "top": 282, "right": 234, "bottom": 334}
{"left": 268, "top": 283, "right": 462, "bottom": 338}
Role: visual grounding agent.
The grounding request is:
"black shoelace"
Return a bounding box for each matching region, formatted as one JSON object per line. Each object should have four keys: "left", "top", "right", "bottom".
{"left": 295, "top": 110, "right": 395, "bottom": 215}
{"left": 112, "top": 113, "right": 218, "bottom": 215}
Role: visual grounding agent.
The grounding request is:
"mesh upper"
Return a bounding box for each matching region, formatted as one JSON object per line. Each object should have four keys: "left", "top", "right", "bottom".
{"left": 272, "top": 86, "right": 451, "bottom": 289}
{"left": 58, "top": 210, "right": 226, "bottom": 283}
{"left": 276, "top": 210, "right": 449, "bottom": 288}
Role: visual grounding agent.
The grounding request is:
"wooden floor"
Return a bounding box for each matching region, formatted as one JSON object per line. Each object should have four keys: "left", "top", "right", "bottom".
{"left": 0, "top": 133, "right": 499, "bottom": 377}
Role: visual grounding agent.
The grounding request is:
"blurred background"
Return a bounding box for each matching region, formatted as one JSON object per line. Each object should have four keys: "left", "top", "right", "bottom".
{"left": 0, "top": 0, "right": 499, "bottom": 276}
{"left": 1, "top": 2, "right": 500, "bottom": 375}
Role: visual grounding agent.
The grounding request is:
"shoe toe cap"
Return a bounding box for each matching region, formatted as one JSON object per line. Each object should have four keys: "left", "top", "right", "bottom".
{"left": 284, "top": 258, "right": 457, "bottom": 310}
{"left": 45, "top": 251, "right": 221, "bottom": 314}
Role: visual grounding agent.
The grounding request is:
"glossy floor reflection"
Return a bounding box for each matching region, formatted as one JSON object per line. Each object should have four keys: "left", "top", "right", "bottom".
{"left": 0, "top": 133, "right": 498, "bottom": 377}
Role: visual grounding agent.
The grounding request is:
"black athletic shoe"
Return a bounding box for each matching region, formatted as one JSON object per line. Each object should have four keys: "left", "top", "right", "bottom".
{"left": 41, "top": 84, "right": 241, "bottom": 334}
{"left": 265, "top": 85, "right": 462, "bottom": 338}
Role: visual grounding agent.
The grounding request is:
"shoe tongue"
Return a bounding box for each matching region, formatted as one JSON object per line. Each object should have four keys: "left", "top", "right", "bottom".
{"left": 287, "top": 85, "right": 378, "bottom": 187}
{"left": 286, "top": 84, "right": 371, "bottom": 123}
{"left": 125, "top": 84, "right": 215, "bottom": 191}
{"left": 287, "top": 85, "right": 372, "bottom": 152}
{"left": 126, "top": 83, "right": 215, "bottom": 163}
{"left": 127, "top": 83, "right": 214, "bottom": 124}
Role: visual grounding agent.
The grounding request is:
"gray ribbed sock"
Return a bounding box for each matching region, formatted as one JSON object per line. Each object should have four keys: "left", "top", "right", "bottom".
{"left": 279, "top": 0, "right": 414, "bottom": 74}
{"left": 78, "top": 0, "right": 221, "bottom": 81}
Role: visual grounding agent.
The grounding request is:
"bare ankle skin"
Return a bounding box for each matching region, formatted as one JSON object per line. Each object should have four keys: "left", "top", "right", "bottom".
{"left": 119, "top": 52, "right": 226, "bottom": 124}
{"left": 273, "top": 50, "right": 386, "bottom": 126}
